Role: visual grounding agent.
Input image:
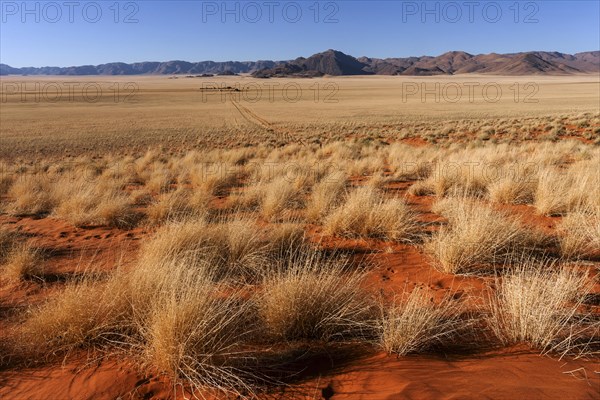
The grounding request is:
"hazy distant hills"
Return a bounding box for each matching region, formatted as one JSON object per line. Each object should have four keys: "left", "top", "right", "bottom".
{"left": 1, "top": 49, "right": 598, "bottom": 76}
{"left": 258, "top": 49, "right": 598, "bottom": 77}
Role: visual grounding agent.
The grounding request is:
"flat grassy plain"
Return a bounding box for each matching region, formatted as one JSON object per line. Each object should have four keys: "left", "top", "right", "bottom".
{"left": 0, "top": 75, "right": 599, "bottom": 399}
{"left": 1, "top": 75, "right": 598, "bottom": 158}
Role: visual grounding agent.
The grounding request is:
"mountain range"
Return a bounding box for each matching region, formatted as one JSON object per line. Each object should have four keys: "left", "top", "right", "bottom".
{"left": 1, "top": 49, "right": 598, "bottom": 77}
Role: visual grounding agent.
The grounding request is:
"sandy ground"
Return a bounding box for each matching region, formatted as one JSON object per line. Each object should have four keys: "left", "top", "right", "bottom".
{"left": 0, "top": 178, "right": 598, "bottom": 399}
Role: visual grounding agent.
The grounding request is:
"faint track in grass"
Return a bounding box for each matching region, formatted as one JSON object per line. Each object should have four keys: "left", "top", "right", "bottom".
{"left": 229, "top": 95, "right": 306, "bottom": 146}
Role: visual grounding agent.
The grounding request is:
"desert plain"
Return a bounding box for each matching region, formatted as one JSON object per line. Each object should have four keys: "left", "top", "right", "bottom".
{"left": 0, "top": 74, "right": 599, "bottom": 399}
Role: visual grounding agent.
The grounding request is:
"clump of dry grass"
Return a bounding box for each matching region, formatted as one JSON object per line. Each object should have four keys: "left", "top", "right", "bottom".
{"left": 141, "top": 219, "right": 307, "bottom": 282}
{"left": 92, "top": 194, "right": 140, "bottom": 229}
{"left": 427, "top": 198, "right": 548, "bottom": 274}
{"left": 488, "top": 260, "right": 597, "bottom": 357}
{"left": 557, "top": 208, "right": 600, "bottom": 259}
{"left": 207, "top": 219, "right": 270, "bottom": 279}
{"left": 414, "top": 163, "right": 488, "bottom": 198}
{"left": 51, "top": 176, "right": 138, "bottom": 228}
{"left": 260, "top": 177, "right": 304, "bottom": 221}
{"left": 6, "top": 174, "right": 56, "bottom": 216}
{"left": 190, "top": 163, "right": 240, "bottom": 196}
{"left": 0, "top": 228, "right": 44, "bottom": 282}
{"left": 305, "top": 172, "right": 347, "bottom": 222}
{"left": 324, "top": 187, "right": 420, "bottom": 242}
{"left": 533, "top": 169, "right": 580, "bottom": 216}
{"left": 0, "top": 227, "right": 18, "bottom": 264}
{"left": 139, "top": 219, "right": 208, "bottom": 265}
{"left": 408, "top": 180, "right": 435, "bottom": 196}
{"left": 257, "top": 251, "right": 374, "bottom": 341}
{"left": 488, "top": 175, "right": 537, "bottom": 205}
{"left": 0, "top": 165, "right": 15, "bottom": 197}
{"left": 19, "top": 274, "right": 131, "bottom": 357}
{"left": 2, "top": 244, "right": 44, "bottom": 282}
{"left": 144, "top": 166, "right": 174, "bottom": 193}
{"left": 388, "top": 143, "right": 434, "bottom": 181}
{"left": 145, "top": 188, "right": 209, "bottom": 225}
{"left": 266, "top": 223, "right": 306, "bottom": 257}
{"left": 137, "top": 261, "right": 255, "bottom": 395}
{"left": 377, "top": 289, "right": 464, "bottom": 355}
{"left": 19, "top": 256, "right": 258, "bottom": 396}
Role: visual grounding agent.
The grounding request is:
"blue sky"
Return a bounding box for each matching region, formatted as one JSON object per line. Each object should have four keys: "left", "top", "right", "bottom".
{"left": 1, "top": 1, "right": 598, "bottom": 67}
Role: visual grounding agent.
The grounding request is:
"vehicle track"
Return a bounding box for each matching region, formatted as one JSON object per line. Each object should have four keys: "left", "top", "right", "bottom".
{"left": 229, "top": 95, "right": 306, "bottom": 146}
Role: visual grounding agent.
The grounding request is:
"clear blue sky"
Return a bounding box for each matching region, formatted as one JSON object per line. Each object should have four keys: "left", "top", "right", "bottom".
{"left": 1, "top": 1, "right": 598, "bottom": 67}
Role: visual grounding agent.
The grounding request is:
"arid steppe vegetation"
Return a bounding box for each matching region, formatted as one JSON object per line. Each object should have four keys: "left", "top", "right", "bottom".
{"left": 0, "top": 75, "right": 599, "bottom": 399}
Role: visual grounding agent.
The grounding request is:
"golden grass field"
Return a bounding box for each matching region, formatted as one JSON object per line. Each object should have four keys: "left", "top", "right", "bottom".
{"left": 1, "top": 75, "right": 598, "bottom": 158}
{"left": 0, "top": 75, "right": 599, "bottom": 399}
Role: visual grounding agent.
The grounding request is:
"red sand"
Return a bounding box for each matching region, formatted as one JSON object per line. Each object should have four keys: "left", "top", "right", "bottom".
{"left": 1, "top": 182, "right": 599, "bottom": 399}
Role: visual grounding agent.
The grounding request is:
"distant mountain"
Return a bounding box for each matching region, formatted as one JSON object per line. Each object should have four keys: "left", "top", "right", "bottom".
{"left": 0, "top": 60, "right": 277, "bottom": 76}
{"left": 1, "top": 50, "right": 598, "bottom": 76}
{"left": 253, "top": 49, "right": 372, "bottom": 78}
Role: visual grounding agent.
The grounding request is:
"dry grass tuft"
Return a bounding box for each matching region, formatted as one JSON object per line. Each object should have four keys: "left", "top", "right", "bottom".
{"left": 191, "top": 164, "right": 240, "bottom": 196}
{"left": 488, "top": 177, "right": 537, "bottom": 205}
{"left": 533, "top": 166, "right": 593, "bottom": 216}
{"left": 19, "top": 275, "right": 130, "bottom": 357}
{"left": 145, "top": 188, "right": 208, "bottom": 225}
{"left": 0, "top": 227, "right": 19, "bottom": 264}
{"left": 51, "top": 177, "right": 137, "bottom": 228}
{"left": 305, "top": 172, "right": 347, "bottom": 222}
{"left": 2, "top": 244, "right": 44, "bottom": 282}
{"left": 324, "top": 187, "right": 420, "bottom": 242}
{"left": 488, "top": 260, "right": 597, "bottom": 357}
{"left": 6, "top": 175, "right": 56, "bottom": 216}
{"left": 137, "top": 262, "right": 255, "bottom": 394}
{"left": 257, "top": 251, "right": 374, "bottom": 341}
{"left": 408, "top": 181, "right": 435, "bottom": 196}
{"left": 427, "top": 198, "right": 548, "bottom": 274}
{"left": 260, "top": 177, "right": 304, "bottom": 221}
{"left": 141, "top": 219, "right": 307, "bottom": 282}
{"left": 377, "top": 289, "right": 464, "bottom": 355}
{"left": 557, "top": 208, "right": 600, "bottom": 259}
